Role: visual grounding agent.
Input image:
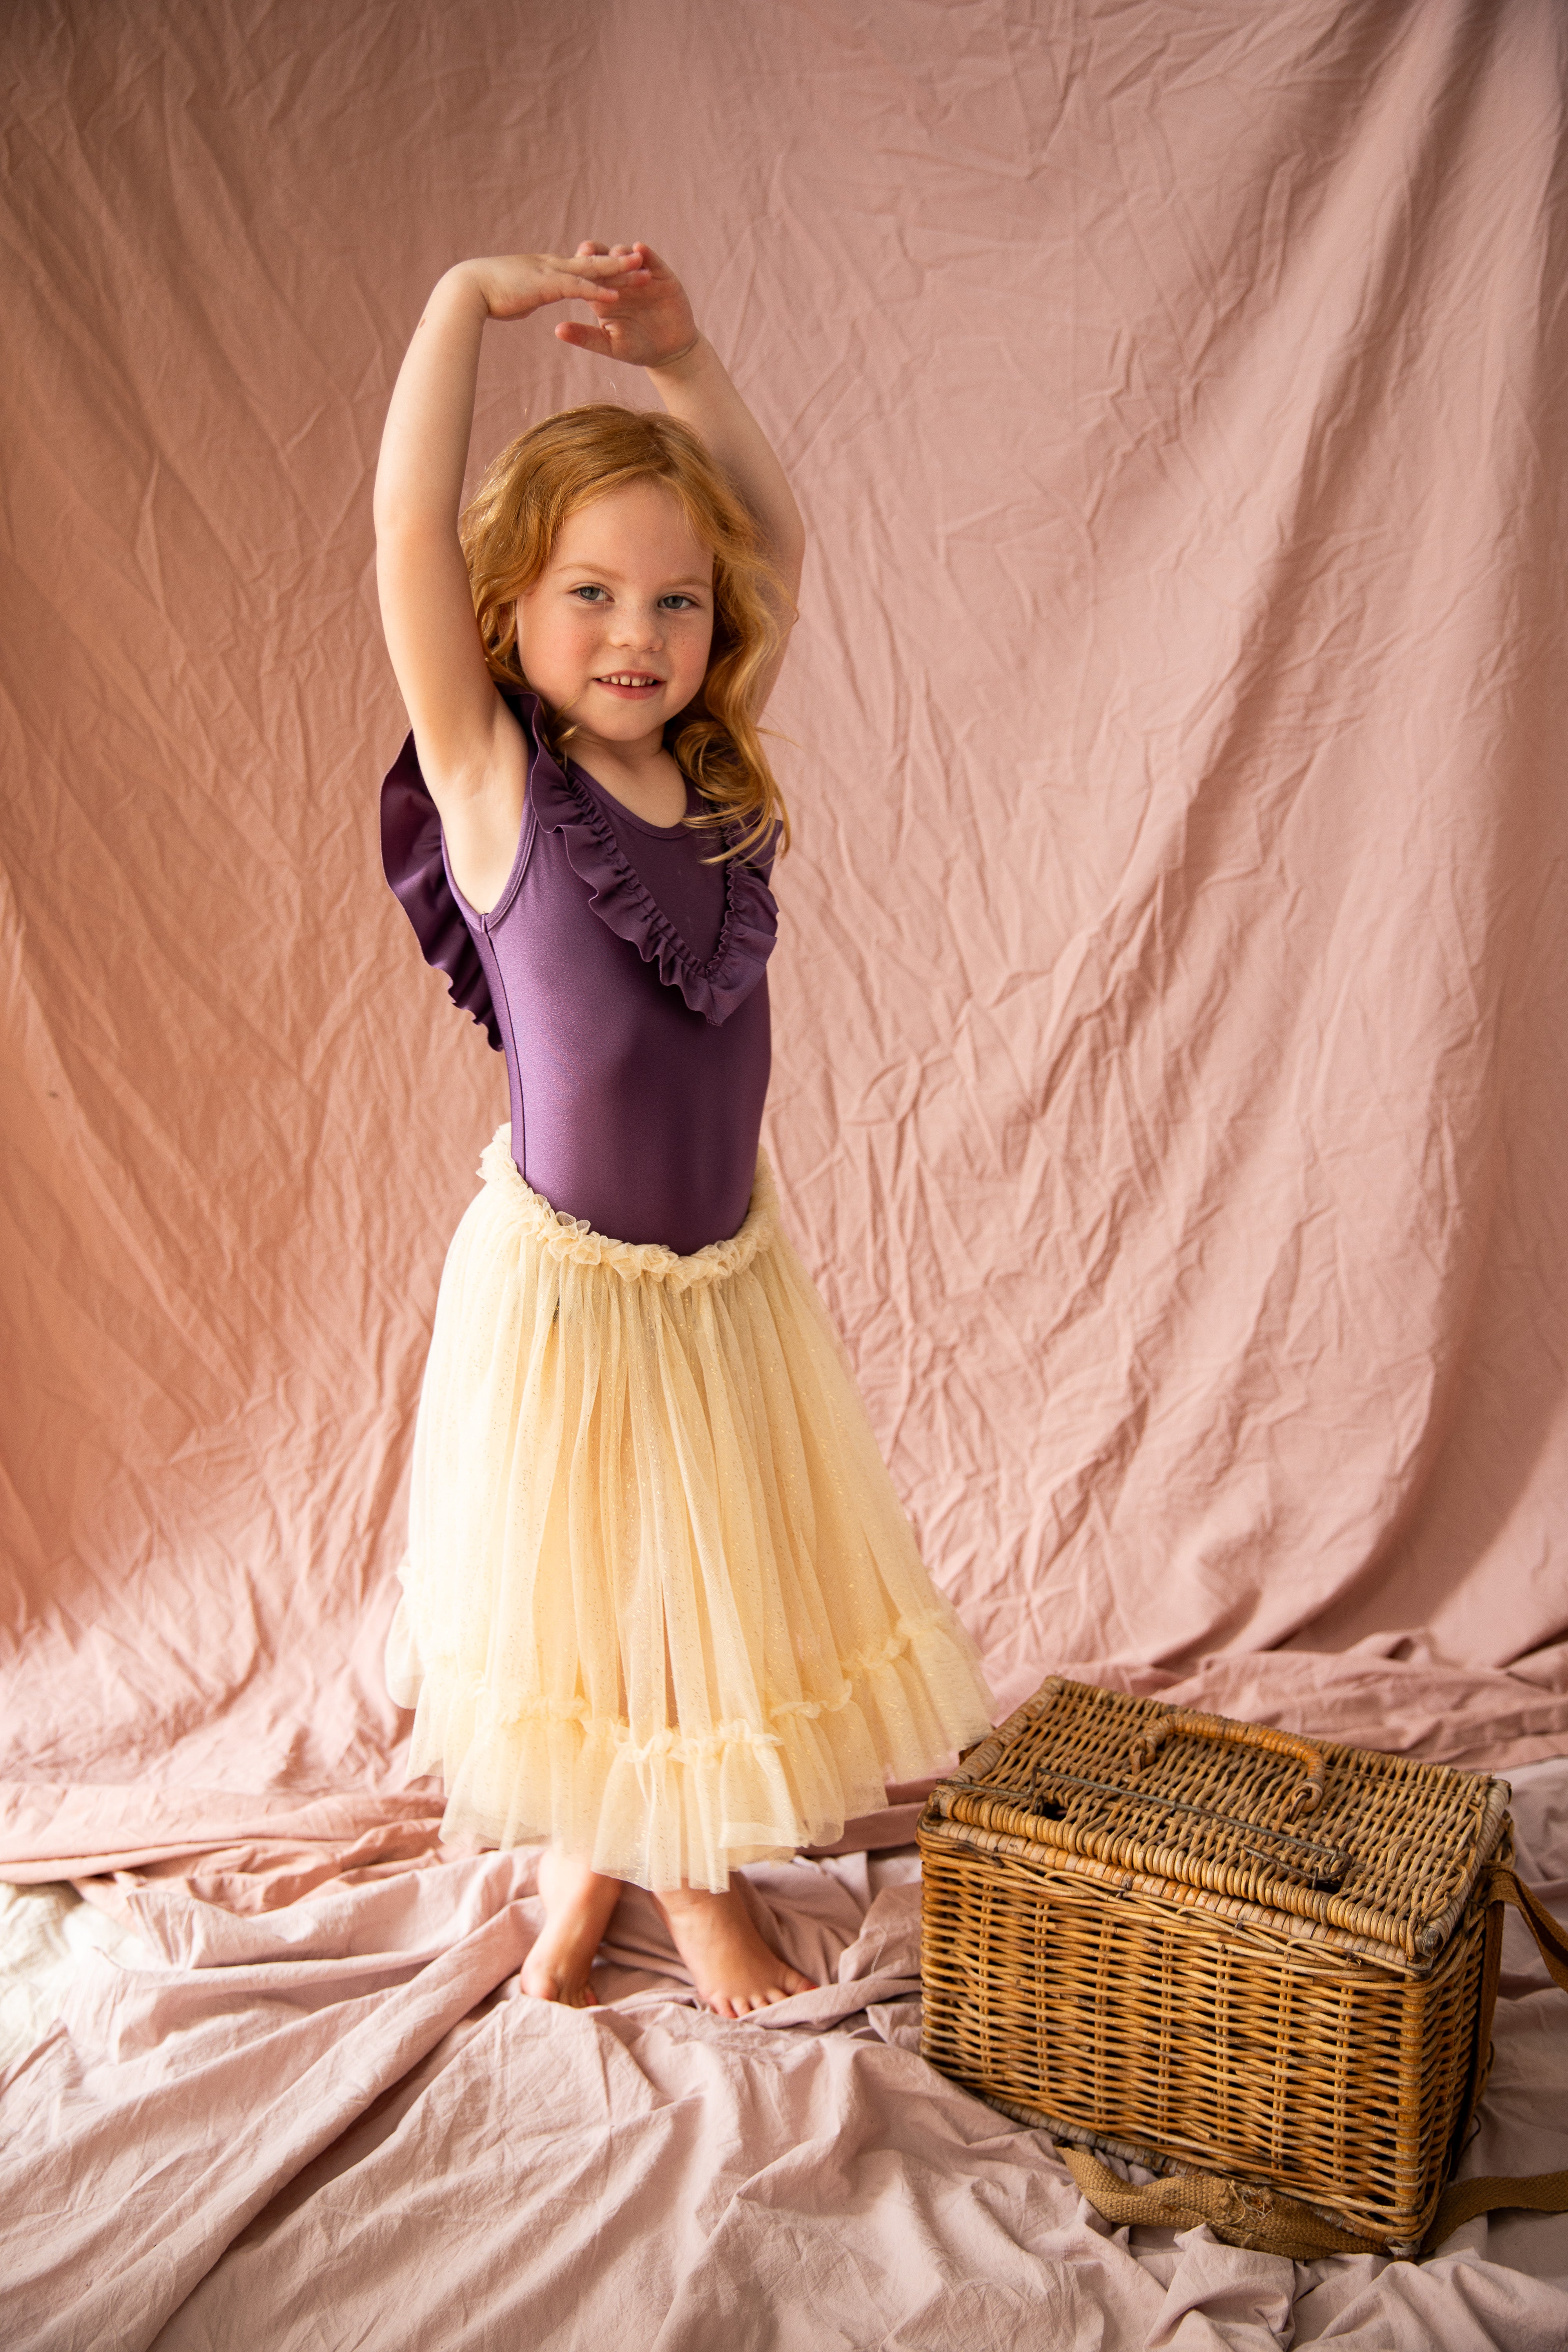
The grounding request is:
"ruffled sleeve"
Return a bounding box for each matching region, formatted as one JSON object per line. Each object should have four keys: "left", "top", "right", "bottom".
{"left": 380, "top": 730, "right": 502, "bottom": 1052}
{"left": 527, "top": 726, "right": 779, "bottom": 1028}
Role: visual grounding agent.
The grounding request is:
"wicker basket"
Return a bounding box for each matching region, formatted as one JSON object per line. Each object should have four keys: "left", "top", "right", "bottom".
{"left": 918, "top": 1677, "right": 1568, "bottom": 2259}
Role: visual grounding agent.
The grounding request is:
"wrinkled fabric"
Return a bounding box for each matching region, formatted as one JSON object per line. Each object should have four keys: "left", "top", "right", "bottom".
{"left": 4, "top": 0, "right": 1566, "bottom": 1793}
{"left": 1, "top": 1769, "right": 1566, "bottom": 2352}
{"left": 3, "top": 0, "right": 1568, "bottom": 2343}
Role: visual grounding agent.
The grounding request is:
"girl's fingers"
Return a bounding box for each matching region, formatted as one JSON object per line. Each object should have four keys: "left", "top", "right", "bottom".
{"left": 566, "top": 240, "right": 655, "bottom": 276}
{"left": 554, "top": 269, "right": 648, "bottom": 300}
{"left": 553, "top": 250, "right": 646, "bottom": 279}
{"left": 554, "top": 320, "right": 616, "bottom": 356}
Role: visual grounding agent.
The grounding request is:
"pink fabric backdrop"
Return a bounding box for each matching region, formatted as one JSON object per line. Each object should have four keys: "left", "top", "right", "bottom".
{"left": 4, "top": 0, "right": 1566, "bottom": 1836}
{"left": 4, "top": 1, "right": 1568, "bottom": 2344}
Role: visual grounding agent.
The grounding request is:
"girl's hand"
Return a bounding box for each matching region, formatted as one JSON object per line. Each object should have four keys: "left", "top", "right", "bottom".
{"left": 458, "top": 249, "right": 650, "bottom": 323}
{"left": 554, "top": 242, "right": 701, "bottom": 370}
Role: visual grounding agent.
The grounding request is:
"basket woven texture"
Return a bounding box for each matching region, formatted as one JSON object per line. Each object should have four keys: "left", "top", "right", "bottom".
{"left": 918, "top": 1678, "right": 1514, "bottom": 2258}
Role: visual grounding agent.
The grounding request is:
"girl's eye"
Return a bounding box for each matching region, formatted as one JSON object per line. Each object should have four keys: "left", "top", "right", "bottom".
{"left": 659, "top": 594, "right": 697, "bottom": 610}
{"left": 571, "top": 585, "right": 608, "bottom": 603}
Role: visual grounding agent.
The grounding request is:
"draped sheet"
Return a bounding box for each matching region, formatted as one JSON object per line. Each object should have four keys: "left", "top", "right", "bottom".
{"left": 2, "top": 0, "right": 1566, "bottom": 2343}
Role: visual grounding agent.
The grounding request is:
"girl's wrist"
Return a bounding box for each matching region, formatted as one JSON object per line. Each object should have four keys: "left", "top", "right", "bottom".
{"left": 433, "top": 261, "right": 495, "bottom": 320}
{"left": 646, "top": 332, "right": 710, "bottom": 381}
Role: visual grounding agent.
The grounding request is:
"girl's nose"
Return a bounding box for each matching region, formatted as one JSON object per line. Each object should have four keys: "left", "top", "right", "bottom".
{"left": 611, "top": 604, "right": 663, "bottom": 646}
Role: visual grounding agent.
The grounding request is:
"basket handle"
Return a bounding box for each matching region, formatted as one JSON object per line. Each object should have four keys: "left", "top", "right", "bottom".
{"left": 1131, "top": 1708, "right": 1327, "bottom": 1819}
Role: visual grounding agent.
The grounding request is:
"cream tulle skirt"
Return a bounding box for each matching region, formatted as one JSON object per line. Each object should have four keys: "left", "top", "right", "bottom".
{"left": 387, "top": 1128, "right": 994, "bottom": 1891}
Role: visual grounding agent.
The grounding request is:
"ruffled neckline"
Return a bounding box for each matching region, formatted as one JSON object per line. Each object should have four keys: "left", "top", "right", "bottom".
{"left": 381, "top": 690, "right": 779, "bottom": 1042}
{"left": 516, "top": 691, "right": 777, "bottom": 1029}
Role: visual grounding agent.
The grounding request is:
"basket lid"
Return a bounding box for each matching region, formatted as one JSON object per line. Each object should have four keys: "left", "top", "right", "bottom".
{"left": 929, "top": 1678, "right": 1510, "bottom": 1965}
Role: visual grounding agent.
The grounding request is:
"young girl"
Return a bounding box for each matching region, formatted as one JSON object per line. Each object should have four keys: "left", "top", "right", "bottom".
{"left": 375, "top": 240, "right": 993, "bottom": 2016}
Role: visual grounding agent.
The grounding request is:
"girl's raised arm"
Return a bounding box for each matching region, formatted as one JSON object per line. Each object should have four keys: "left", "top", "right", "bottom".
{"left": 373, "top": 251, "right": 648, "bottom": 804}
{"left": 557, "top": 243, "right": 806, "bottom": 695}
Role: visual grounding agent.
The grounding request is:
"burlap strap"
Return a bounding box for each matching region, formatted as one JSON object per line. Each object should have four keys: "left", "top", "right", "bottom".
{"left": 1059, "top": 1864, "right": 1568, "bottom": 2262}
{"left": 1058, "top": 2145, "right": 1381, "bottom": 2258}
{"left": 1421, "top": 1866, "right": 1568, "bottom": 2252}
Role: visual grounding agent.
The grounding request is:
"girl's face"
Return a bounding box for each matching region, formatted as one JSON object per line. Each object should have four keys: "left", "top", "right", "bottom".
{"left": 515, "top": 479, "right": 715, "bottom": 749}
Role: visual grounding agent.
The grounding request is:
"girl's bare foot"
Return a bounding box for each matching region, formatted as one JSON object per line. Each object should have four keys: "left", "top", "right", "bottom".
{"left": 521, "top": 1849, "right": 623, "bottom": 2006}
{"left": 655, "top": 1882, "right": 818, "bottom": 2018}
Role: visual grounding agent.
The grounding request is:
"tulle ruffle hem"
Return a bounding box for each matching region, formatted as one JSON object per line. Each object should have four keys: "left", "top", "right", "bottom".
{"left": 387, "top": 1129, "right": 995, "bottom": 1890}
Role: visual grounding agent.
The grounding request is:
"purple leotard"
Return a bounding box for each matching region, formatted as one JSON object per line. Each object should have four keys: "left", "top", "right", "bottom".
{"left": 381, "top": 690, "right": 777, "bottom": 1256}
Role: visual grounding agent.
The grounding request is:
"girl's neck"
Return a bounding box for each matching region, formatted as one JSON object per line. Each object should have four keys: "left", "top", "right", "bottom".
{"left": 564, "top": 723, "right": 690, "bottom": 829}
